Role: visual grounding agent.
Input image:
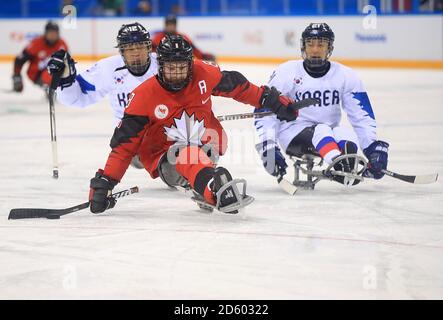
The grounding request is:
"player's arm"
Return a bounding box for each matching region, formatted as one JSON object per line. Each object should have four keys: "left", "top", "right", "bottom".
{"left": 211, "top": 68, "right": 298, "bottom": 122}
{"left": 89, "top": 95, "right": 150, "bottom": 213}
{"left": 254, "top": 66, "right": 293, "bottom": 177}
{"left": 11, "top": 49, "right": 32, "bottom": 92}
{"left": 342, "top": 71, "right": 378, "bottom": 150}
{"left": 342, "top": 70, "right": 389, "bottom": 179}
{"left": 48, "top": 50, "right": 108, "bottom": 108}
{"left": 212, "top": 70, "right": 262, "bottom": 106}
{"left": 13, "top": 49, "right": 31, "bottom": 75}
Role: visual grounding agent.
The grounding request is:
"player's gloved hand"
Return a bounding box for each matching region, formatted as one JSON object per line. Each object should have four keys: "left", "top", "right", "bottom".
{"left": 12, "top": 74, "right": 23, "bottom": 92}
{"left": 363, "top": 140, "right": 389, "bottom": 179}
{"left": 89, "top": 169, "right": 118, "bottom": 214}
{"left": 47, "top": 49, "right": 77, "bottom": 89}
{"left": 256, "top": 140, "right": 288, "bottom": 177}
{"left": 260, "top": 86, "right": 299, "bottom": 122}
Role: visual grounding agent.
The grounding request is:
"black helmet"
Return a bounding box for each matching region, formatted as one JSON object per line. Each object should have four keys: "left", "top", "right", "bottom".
{"left": 156, "top": 34, "right": 193, "bottom": 91}
{"left": 116, "top": 22, "right": 151, "bottom": 47}
{"left": 45, "top": 21, "right": 59, "bottom": 33}
{"left": 116, "top": 22, "right": 152, "bottom": 75}
{"left": 44, "top": 21, "right": 60, "bottom": 46}
{"left": 165, "top": 14, "right": 177, "bottom": 26}
{"left": 301, "top": 23, "right": 335, "bottom": 69}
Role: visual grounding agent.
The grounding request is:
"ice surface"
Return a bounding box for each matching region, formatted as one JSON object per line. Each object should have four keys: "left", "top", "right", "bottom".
{"left": 0, "top": 62, "right": 442, "bottom": 299}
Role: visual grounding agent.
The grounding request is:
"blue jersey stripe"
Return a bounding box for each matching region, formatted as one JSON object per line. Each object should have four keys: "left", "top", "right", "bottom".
{"left": 76, "top": 74, "right": 96, "bottom": 94}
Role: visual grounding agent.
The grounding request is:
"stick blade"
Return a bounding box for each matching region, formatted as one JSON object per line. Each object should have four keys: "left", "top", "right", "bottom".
{"left": 413, "top": 173, "right": 439, "bottom": 184}
{"left": 278, "top": 178, "right": 298, "bottom": 195}
{"left": 8, "top": 208, "right": 52, "bottom": 220}
{"left": 293, "top": 98, "right": 320, "bottom": 110}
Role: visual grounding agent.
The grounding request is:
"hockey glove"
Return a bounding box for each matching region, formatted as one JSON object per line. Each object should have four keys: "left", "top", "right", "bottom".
{"left": 89, "top": 169, "right": 118, "bottom": 214}
{"left": 256, "top": 140, "right": 288, "bottom": 177}
{"left": 47, "top": 49, "right": 77, "bottom": 89}
{"left": 363, "top": 140, "right": 389, "bottom": 179}
{"left": 260, "top": 86, "right": 299, "bottom": 122}
{"left": 12, "top": 74, "right": 23, "bottom": 92}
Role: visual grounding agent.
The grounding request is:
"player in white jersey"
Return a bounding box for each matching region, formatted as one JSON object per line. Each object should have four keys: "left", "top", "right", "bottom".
{"left": 47, "top": 22, "right": 157, "bottom": 168}
{"left": 255, "top": 23, "right": 389, "bottom": 186}
{"left": 47, "top": 22, "right": 157, "bottom": 124}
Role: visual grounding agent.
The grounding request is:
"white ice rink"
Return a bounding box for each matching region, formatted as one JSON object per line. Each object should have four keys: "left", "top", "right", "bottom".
{"left": 0, "top": 62, "right": 442, "bottom": 299}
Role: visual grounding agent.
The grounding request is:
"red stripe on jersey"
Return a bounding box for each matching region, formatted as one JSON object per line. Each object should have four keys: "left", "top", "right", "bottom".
{"left": 318, "top": 141, "right": 340, "bottom": 158}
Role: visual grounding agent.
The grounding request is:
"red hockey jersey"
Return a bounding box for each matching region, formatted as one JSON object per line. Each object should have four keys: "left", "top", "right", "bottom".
{"left": 102, "top": 59, "right": 265, "bottom": 182}
{"left": 14, "top": 36, "right": 68, "bottom": 82}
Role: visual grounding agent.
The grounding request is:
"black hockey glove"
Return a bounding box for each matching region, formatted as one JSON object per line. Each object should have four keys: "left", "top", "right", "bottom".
{"left": 12, "top": 74, "right": 23, "bottom": 92}
{"left": 363, "top": 140, "right": 389, "bottom": 179}
{"left": 47, "top": 49, "right": 77, "bottom": 89}
{"left": 89, "top": 169, "right": 118, "bottom": 214}
{"left": 260, "top": 86, "right": 299, "bottom": 122}
{"left": 256, "top": 140, "right": 288, "bottom": 177}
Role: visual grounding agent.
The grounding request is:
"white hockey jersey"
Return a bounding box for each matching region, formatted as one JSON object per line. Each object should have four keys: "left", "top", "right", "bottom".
{"left": 255, "top": 60, "right": 377, "bottom": 152}
{"left": 56, "top": 53, "right": 158, "bottom": 124}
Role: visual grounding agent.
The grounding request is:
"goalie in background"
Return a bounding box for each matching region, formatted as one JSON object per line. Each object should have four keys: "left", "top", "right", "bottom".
{"left": 254, "top": 23, "right": 389, "bottom": 188}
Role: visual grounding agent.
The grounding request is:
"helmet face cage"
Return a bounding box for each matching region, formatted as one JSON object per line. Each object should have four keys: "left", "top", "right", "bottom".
{"left": 44, "top": 21, "right": 60, "bottom": 45}
{"left": 301, "top": 23, "right": 335, "bottom": 68}
{"left": 158, "top": 59, "right": 193, "bottom": 91}
{"left": 116, "top": 23, "right": 152, "bottom": 75}
{"left": 157, "top": 35, "right": 193, "bottom": 91}
{"left": 119, "top": 40, "right": 152, "bottom": 75}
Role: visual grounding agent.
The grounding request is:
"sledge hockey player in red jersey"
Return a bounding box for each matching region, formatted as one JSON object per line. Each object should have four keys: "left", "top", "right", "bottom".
{"left": 151, "top": 14, "right": 216, "bottom": 62}
{"left": 12, "top": 21, "right": 69, "bottom": 92}
{"left": 89, "top": 34, "right": 300, "bottom": 214}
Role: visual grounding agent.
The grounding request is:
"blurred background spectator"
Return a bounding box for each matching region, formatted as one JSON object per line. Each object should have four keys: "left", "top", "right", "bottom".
{"left": 133, "top": 0, "right": 152, "bottom": 16}
{"left": 98, "top": 0, "right": 124, "bottom": 16}
{"left": 0, "top": 0, "right": 441, "bottom": 18}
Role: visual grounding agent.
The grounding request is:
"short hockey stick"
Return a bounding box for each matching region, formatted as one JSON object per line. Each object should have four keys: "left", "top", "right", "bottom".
{"left": 216, "top": 98, "right": 319, "bottom": 122}
{"left": 381, "top": 169, "right": 438, "bottom": 184}
{"left": 48, "top": 71, "right": 61, "bottom": 179}
{"left": 8, "top": 186, "right": 139, "bottom": 220}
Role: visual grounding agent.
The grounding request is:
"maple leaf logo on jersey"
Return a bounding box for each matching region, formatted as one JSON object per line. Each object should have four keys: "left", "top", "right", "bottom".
{"left": 164, "top": 111, "right": 205, "bottom": 146}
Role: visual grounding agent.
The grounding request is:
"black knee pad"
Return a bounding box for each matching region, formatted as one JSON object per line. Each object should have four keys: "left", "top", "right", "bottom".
{"left": 157, "top": 153, "right": 188, "bottom": 188}
{"left": 286, "top": 126, "right": 319, "bottom": 158}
